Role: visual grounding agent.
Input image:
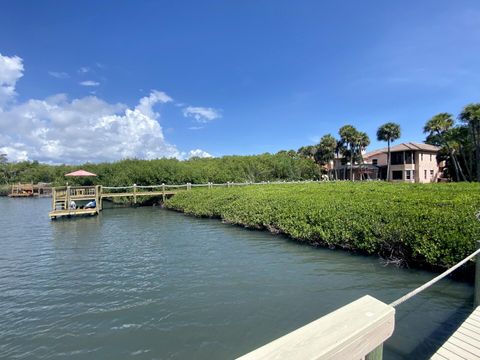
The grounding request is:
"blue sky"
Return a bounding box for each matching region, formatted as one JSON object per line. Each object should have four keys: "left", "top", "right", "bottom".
{"left": 1, "top": 0, "right": 479, "bottom": 163}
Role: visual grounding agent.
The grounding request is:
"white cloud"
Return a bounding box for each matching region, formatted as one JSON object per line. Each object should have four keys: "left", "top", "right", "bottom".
{"left": 48, "top": 71, "right": 69, "bottom": 79}
{"left": 0, "top": 90, "right": 182, "bottom": 163}
{"left": 182, "top": 106, "right": 221, "bottom": 123}
{"left": 80, "top": 80, "right": 100, "bottom": 87}
{"left": 0, "top": 54, "right": 214, "bottom": 164}
{"left": 186, "top": 149, "right": 213, "bottom": 159}
{"left": 136, "top": 90, "right": 172, "bottom": 118}
{"left": 0, "top": 53, "right": 24, "bottom": 107}
{"left": 0, "top": 146, "right": 29, "bottom": 162}
{"left": 78, "top": 66, "right": 90, "bottom": 74}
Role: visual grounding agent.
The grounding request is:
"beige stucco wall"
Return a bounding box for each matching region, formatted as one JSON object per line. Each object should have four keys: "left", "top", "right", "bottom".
{"left": 415, "top": 151, "right": 440, "bottom": 183}
{"left": 364, "top": 152, "right": 388, "bottom": 166}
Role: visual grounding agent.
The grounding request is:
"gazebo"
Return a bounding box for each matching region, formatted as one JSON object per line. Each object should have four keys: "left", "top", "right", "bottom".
{"left": 65, "top": 170, "right": 97, "bottom": 177}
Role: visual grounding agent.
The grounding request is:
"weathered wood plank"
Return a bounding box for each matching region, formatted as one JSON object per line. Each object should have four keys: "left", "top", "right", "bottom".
{"left": 435, "top": 346, "right": 467, "bottom": 360}
{"left": 237, "top": 295, "right": 395, "bottom": 360}
{"left": 442, "top": 341, "right": 478, "bottom": 360}
{"left": 448, "top": 336, "right": 480, "bottom": 357}
{"left": 431, "top": 306, "right": 480, "bottom": 360}
{"left": 49, "top": 208, "right": 98, "bottom": 219}
{"left": 101, "top": 191, "right": 177, "bottom": 198}
{"left": 430, "top": 351, "right": 451, "bottom": 360}
{"left": 455, "top": 328, "right": 480, "bottom": 348}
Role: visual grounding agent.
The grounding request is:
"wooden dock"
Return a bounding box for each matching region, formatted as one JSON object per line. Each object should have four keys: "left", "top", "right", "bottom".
{"left": 47, "top": 180, "right": 324, "bottom": 219}
{"left": 9, "top": 183, "right": 52, "bottom": 197}
{"left": 431, "top": 306, "right": 480, "bottom": 360}
{"left": 48, "top": 184, "right": 181, "bottom": 219}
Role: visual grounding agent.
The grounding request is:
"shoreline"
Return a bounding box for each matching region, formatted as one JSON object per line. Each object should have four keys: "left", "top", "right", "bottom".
{"left": 164, "top": 182, "right": 480, "bottom": 271}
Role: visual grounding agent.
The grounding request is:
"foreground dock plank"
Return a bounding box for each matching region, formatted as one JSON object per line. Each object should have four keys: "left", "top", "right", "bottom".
{"left": 431, "top": 306, "right": 480, "bottom": 360}
{"left": 49, "top": 208, "right": 98, "bottom": 219}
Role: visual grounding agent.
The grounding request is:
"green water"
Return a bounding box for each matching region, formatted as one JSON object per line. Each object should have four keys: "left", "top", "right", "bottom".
{"left": 0, "top": 197, "right": 474, "bottom": 359}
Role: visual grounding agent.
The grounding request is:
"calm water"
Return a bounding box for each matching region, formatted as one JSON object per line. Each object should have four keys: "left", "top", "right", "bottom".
{"left": 0, "top": 198, "right": 474, "bottom": 359}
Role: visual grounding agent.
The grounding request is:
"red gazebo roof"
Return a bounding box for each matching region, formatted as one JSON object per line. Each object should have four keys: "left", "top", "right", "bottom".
{"left": 65, "top": 170, "right": 97, "bottom": 177}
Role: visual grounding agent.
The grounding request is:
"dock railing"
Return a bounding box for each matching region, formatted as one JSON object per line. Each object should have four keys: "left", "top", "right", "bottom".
{"left": 237, "top": 242, "right": 480, "bottom": 360}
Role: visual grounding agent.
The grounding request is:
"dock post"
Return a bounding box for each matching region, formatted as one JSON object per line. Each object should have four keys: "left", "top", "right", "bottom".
{"left": 98, "top": 185, "right": 103, "bottom": 211}
{"left": 366, "top": 345, "right": 383, "bottom": 360}
{"left": 133, "top": 184, "right": 137, "bottom": 204}
{"left": 66, "top": 185, "right": 71, "bottom": 210}
{"left": 51, "top": 187, "right": 56, "bottom": 211}
{"left": 94, "top": 185, "right": 99, "bottom": 213}
{"left": 187, "top": 182, "right": 191, "bottom": 191}
{"left": 162, "top": 183, "right": 165, "bottom": 202}
{"left": 475, "top": 240, "right": 480, "bottom": 308}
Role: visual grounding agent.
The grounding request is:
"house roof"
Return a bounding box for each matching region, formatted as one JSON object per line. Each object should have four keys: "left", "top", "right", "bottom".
{"left": 363, "top": 142, "right": 440, "bottom": 158}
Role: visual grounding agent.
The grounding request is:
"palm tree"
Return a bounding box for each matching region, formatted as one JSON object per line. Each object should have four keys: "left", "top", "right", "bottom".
{"left": 459, "top": 103, "right": 480, "bottom": 181}
{"left": 377, "top": 123, "right": 401, "bottom": 181}
{"left": 297, "top": 145, "right": 317, "bottom": 160}
{"left": 314, "top": 134, "right": 337, "bottom": 178}
{"left": 423, "top": 113, "right": 464, "bottom": 181}
{"left": 339, "top": 125, "right": 358, "bottom": 180}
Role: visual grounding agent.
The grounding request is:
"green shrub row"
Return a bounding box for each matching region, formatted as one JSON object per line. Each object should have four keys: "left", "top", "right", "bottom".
{"left": 165, "top": 182, "right": 480, "bottom": 268}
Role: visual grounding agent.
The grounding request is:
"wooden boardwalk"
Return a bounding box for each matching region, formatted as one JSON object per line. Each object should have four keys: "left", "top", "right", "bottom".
{"left": 431, "top": 306, "right": 480, "bottom": 360}
{"left": 48, "top": 184, "right": 182, "bottom": 219}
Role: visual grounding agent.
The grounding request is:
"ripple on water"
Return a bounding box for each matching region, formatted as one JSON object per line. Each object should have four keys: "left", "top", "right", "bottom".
{"left": 0, "top": 199, "right": 474, "bottom": 360}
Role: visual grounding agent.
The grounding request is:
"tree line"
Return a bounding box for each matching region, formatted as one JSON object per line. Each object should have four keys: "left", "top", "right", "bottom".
{"left": 0, "top": 154, "right": 319, "bottom": 186}
{"left": 424, "top": 103, "right": 480, "bottom": 182}
{"left": 292, "top": 102, "right": 480, "bottom": 182}
{"left": 1, "top": 103, "right": 478, "bottom": 186}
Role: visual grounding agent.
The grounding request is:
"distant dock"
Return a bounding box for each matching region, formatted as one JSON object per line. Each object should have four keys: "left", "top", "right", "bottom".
{"left": 9, "top": 183, "right": 52, "bottom": 198}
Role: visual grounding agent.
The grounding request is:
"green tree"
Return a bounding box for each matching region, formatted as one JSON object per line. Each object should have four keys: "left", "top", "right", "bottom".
{"left": 339, "top": 125, "right": 362, "bottom": 180}
{"left": 459, "top": 103, "right": 480, "bottom": 181}
{"left": 376, "top": 122, "right": 401, "bottom": 181}
{"left": 297, "top": 145, "right": 317, "bottom": 160}
{"left": 423, "top": 113, "right": 465, "bottom": 181}
{"left": 314, "top": 134, "right": 337, "bottom": 166}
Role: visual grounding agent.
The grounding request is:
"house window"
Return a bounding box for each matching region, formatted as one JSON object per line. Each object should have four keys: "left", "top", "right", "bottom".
{"left": 391, "top": 152, "right": 404, "bottom": 165}
{"left": 421, "top": 153, "right": 423, "bottom": 161}
{"left": 372, "top": 159, "right": 378, "bottom": 165}
{"left": 424, "top": 170, "right": 427, "bottom": 179}
{"left": 430, "top": 170, "right": 434, "bottom": 178}
{"left": 406, "top": 170, "right": 411, "bottom": 180}
{"left": 392, "top": 171, "right": 403, "bottom": 180}
{"left": 405, "top": 151, "right": 414, "bottom": 164}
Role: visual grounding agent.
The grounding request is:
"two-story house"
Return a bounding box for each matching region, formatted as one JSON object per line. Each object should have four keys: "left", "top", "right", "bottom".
{"left": 362, "top": 142, "right": 442, "bottom": 183}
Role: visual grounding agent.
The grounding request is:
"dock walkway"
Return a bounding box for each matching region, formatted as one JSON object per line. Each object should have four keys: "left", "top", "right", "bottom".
{"left": 431, "top": 306, "right": 480, "bottom": 360}
{"left": 47, "top": 180, "right": 313, "bottom": 219}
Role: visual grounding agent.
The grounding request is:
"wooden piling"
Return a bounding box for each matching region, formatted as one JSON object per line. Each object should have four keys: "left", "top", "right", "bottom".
{"left": 98, "top": 185, "right": 103, "bottom": 211}
{"left": 133, "top": 184, "right": 137, "bottom": 204}
{"left": 366, "top": 345, "right": 383, "bottom": 360}
{"left": 66, "top": 186, "right": 71, "bottom": 210}
{"left": 162, "top": 183, "right": 166, "bottom": 202}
